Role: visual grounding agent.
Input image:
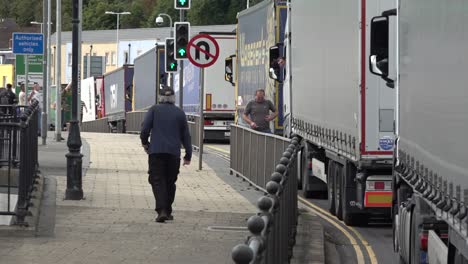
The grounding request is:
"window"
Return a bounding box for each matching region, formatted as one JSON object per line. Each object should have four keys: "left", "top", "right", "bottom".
{"left": 105, "top": 52, "right": 110, "bottom": 66}
{"left": 68, "top": 53, "right": 72, "bottom": 66}
{"left": 111, "top": 51, "right": 116, "bottom": 65}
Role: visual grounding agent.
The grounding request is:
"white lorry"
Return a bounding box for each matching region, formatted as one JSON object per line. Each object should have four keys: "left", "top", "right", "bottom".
{"left": 270, "top": 0, "right": 397, "bottom": 225}
{"left": 369, "top": 1, "right": 468, "bottom": 263}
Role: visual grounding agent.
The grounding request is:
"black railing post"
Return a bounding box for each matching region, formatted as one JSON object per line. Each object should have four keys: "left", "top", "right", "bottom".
{"left": 232, "top": 135, "right": 301, "bottom": 264}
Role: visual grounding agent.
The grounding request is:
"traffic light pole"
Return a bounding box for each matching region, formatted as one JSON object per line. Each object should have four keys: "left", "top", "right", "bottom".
{"left": 178, "top": 9, "right": 185, "bottom": 109}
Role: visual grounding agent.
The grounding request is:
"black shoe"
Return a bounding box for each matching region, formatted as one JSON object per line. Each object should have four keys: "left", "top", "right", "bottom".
{"left": 155, "top": 211, "right": 169, "bottom": 223}
{"left": 167, "top": 215, "right": 174, "bottom": 221}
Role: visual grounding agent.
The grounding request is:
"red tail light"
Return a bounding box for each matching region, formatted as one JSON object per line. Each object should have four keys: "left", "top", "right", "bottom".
{"left": 204, "top": 120, "right": 214, "bottom": 126}
{"left": 420, "top": 233, "right": 428, "bottom": 251}
{"left": 374, "top": 181, "right": 385, "bottom": 190}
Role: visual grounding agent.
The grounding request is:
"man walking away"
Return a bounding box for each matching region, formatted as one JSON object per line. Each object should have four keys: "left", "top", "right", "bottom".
{"left": 242, "top": 89, "right": 278, "bottom": 133}
{"left": 140, "top": 87, "right": 192, "bottom": 223}
{"left": 0, "top": 83, "right": 18, "bottom": 115}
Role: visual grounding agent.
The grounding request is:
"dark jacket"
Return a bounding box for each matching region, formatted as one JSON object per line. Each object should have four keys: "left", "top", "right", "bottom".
{"left": 140, "top": 103, "right": 192, "bottom": 161}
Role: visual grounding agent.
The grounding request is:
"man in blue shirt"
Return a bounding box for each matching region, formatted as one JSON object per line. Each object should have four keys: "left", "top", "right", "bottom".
{"left": 140, "top": 87, "right": 192, "bottom": 223}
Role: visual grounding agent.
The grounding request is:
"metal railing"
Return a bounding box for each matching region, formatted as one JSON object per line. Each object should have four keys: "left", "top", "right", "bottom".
{"left": 187, "top": 115, "right": 201, "bottom": 149}
{"left": 230, "top": 125, "right": 291, "bottom": 190}
{"left": 81, "top": 117, "right": 109, "bottom": 133}
{"left": 231, "top": 131, "right": 301, "bottom": 264}
{"left": 0, "top": 101, "right": 40, "bottom": 225}
{"left": 126, "top": 111, "right": 146, "bottom": 133}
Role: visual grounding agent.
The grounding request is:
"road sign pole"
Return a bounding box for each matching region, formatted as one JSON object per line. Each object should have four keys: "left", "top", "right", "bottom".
{"left": 178, "top": 9, "right": 185, "bottom": 109}
{"left": 198, "top": 67, "right": 204, "bottom": 171}
{"left": 25, "top": 55, "right": 29, "bottom": 97}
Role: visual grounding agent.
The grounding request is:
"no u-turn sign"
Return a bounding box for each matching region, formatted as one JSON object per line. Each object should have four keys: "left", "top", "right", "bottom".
{"left": 187, "top": 34, "right": 220, "bottom": 68}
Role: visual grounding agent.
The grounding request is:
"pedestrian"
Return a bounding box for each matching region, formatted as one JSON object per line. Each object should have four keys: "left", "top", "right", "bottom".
{"left": 140, "top": 87, "right": 192, "bottom": 223}
{"left": 18, "top": 83, "right": 26, "bottom": 106}
{"left": 27, "top": 83, "right": 43, "bottom": 136}
{"left": 242, "top": 89, "right": 278, "bottom": 133}
{"left": 0, "top": 83, "right": 18, "bottom": 115}
{"left": 80, "top": 100, "right": 88, "bottom": 123}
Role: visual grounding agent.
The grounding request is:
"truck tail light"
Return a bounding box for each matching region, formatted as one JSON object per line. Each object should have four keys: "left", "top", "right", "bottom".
{"left": 204, "top": 120, "right": 214, "bottom": 126}
{"left": 374, "top": 181, "right": 385, "bottom": 190}
{"left": 420, "top": 233, "right": 428, "bottom": 251}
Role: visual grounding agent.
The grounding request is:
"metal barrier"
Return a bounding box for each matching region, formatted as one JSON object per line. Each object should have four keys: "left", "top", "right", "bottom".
{"left": 81, "top": 117, "right": 109, "bottom": 133}
{"left": 0, "top": 101, "right": 40, "bottom": 225}
{"left": 230, "top": 124, "right": 291, "bottom": 190}
{"left": 187, "top": 115, "right": 201, "bottom": 149}
{"left": 126, "top": 111, "right": 147, "bottom": 133}
{"left": 231, "top": 132, "right": 301, "bottom": 264}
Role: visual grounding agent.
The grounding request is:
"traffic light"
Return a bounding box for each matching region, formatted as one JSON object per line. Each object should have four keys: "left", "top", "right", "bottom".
{"left": 174, "top": 0, "right": 190, "bottom": 9}
{"left": 165, "top": 38, "right": 178, "bottom": 73}
{"left": 174, "top": 22, "right": 190, "bottom": 60}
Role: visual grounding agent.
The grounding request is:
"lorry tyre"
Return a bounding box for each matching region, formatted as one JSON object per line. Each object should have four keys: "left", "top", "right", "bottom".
{"left": 327, "top": 160, "right": 336, "bottom": 215}
{"left": 334, "top": 162, "right": 343, "bottom": 220}
{"left": 409, "top": 201, "right": 422, "bottom": 264}
{"left": 341, "top": 165, "right": 367, "bottom": 226}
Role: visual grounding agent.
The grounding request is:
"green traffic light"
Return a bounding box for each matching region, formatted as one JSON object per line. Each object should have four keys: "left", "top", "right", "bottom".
{"left": 170, "top": 63, "right": 176, "bottom": 69}
{"left": 178, "top": 0, "right": 187, "bottom": 5}
{"left": 178, "top": 48, "right": 186, "bottom": 57}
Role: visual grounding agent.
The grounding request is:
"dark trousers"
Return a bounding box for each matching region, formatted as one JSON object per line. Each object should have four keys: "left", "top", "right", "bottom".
{"left": 148, "top": 153, "right": 180, "bottom": 215}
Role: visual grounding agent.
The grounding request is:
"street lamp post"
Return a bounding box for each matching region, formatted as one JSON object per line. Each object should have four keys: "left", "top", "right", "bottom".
{"left": 155, "top": 13, "right": 173, "bottom": 90}
{"left": 30, "top": 21, "right": 44, "bottom": 33}
{"left": 105, "top": 11, "right": 131, "bottom": 67}
{"left": 65, "top": 0, "right": 83, "bottom": 200}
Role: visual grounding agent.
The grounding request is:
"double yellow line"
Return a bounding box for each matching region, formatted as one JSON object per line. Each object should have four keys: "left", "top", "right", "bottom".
{"left": 298, "top": 196, "right": 379, "bottom": 264}
{"left": 205, "top": 145, "right": 379, "bottom": 264}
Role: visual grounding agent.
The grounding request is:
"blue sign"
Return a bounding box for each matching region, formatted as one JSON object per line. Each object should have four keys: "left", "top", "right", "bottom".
{"left": 12, "top": 33, "right": 44, "bottom": 55}
{"left": 379, "top": 136, "right": 395, "bottom": 151}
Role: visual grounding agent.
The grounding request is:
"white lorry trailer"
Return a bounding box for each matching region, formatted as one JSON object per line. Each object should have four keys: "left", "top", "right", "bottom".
{"left": 369, "top": 1, "right": 468, "bottom": 263}
{"left": 270, "top": 0, "right": 397, "bottom": 225}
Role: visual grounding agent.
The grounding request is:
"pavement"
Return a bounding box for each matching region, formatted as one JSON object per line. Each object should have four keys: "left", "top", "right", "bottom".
{"left": 0, "top": 132, "right": 325, "bottom": 264}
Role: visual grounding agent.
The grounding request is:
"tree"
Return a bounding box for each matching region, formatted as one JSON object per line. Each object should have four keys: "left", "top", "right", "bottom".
{"left": 120, "top": 0, "right": 146, "bottom": 29}
{"left": 12, "top": 0, "right": 39, "bottom": 27}
{"left": 187, "top": 0, "right": 231, "bottom": 26}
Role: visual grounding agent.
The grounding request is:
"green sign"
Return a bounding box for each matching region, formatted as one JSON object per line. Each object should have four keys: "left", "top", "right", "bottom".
{"left": 15, "top": 54, "right": 44, "bottom": 94}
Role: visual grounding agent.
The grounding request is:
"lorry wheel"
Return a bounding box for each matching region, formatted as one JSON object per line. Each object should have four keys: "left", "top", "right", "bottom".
{"left": 327, "top": 160, "right": 336, "bottom": 215}
{"left": 409, "top": 202, "right": 422, "bottom": 264}
{"left": 334, "top": 163, "right": 343, "bottom": 220}
{"left": 341, "top": 165, "right": 367, "bottom": 226}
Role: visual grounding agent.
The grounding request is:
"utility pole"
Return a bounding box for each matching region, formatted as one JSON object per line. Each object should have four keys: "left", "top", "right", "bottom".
{"left": 46, "top": 0, "right": 52, "bottom": 142}
{"left": 65, "top": 0, "right": 83, "bottom": 200}
{"left": 55, "top": 0, "right": 62, "bottom": 142}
